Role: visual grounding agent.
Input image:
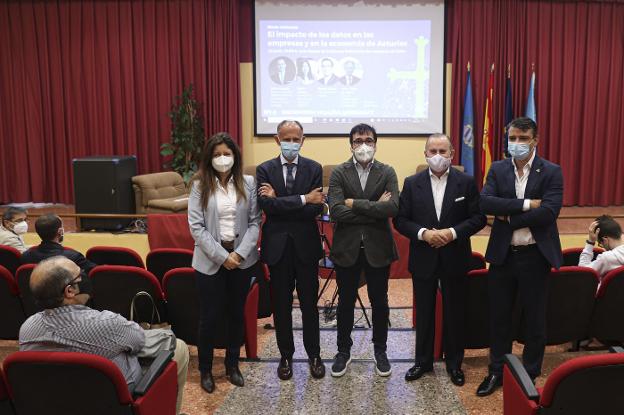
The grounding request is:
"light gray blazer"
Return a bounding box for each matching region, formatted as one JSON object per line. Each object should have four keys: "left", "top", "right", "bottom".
{"left": 188, "top": 175, "right": 261, "bottom": 275}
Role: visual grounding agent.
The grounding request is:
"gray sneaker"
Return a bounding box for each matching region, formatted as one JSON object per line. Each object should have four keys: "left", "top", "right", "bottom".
{"left": 374, "top": 352, "right": 392, "bottom": 377}
{"left": 331, "top": 352, "right": 352, "bottom": 377}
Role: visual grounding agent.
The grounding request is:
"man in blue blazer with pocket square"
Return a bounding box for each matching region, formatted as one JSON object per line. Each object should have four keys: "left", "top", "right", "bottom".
{"left": 256, "top": 120, "right": 326, "bottom": 381}
{"left": 394, "top": 133, "right": 486, "bottom": 387}
{"left": 476, "top": 117, "right": 563, "bottom": 397}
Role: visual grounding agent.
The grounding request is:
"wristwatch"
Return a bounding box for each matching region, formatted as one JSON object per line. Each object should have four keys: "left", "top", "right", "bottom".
{"left": 586, "top": 239, "right": 595, "bottom": 245}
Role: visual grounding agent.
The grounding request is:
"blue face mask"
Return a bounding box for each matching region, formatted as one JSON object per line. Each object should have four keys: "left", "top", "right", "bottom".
{"left": 508, "top": 142, "right": 532, "bottom": 160}
{"left": 280, "top": 141, "right": 300, "bottom": 161}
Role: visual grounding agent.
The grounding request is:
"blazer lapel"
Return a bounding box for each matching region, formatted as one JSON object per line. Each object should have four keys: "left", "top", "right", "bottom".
{"left": 416, "top": 171, "right": 439, "bottom": 225}
{"left": 344, "top": 159, "right": 364, "bottom": 198}
{"left": 293, "top": 158, "right": 307, "bottom": 193}
{"left": 439, "top": 169, "right": 458, "bottom": 223}
{"left": 270, "top": 157, "right": 288, "bottom": 196}
{"left": 503, "top": 159, "right": 517, "bottom": 198}
{"left": 209, "top": 192, "right": 221, "bottom": 240}
{"left": 524, "top": 156, "right": 543, "bottom": 199}
{"left": 363, "top": 162, "right": 382, "bottom": 199}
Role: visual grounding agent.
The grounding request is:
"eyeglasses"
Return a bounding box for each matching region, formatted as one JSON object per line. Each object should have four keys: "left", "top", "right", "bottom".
{"left": 63, "top": 273, "right": 82, "bottom": 294}
{"left": 352, "top": 138, "right": 375, "bottom": 147}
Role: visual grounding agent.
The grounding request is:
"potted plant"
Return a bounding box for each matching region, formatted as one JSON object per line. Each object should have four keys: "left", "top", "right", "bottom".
{"left": 161, "top": 84, "right": 205, "bottom": 183}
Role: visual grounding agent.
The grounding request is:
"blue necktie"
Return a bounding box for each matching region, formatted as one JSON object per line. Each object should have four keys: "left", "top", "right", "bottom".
{"left": 285, "top": 163, "right": 295, "bottom": 194}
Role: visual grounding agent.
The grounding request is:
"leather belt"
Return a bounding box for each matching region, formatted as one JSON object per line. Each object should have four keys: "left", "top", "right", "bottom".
{"left": 221, "top": 240, "right": 234, "bottom": 252}
{"left": 509, "top": 244, "right": 537, "bottom": 253}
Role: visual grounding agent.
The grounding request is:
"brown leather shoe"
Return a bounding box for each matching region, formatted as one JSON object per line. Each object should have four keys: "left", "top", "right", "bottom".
{"left": 309, "top": 357, "right": 326, "bottom": 379}
{"left": 277, "top": 356, "right": 293, "bottom": 380}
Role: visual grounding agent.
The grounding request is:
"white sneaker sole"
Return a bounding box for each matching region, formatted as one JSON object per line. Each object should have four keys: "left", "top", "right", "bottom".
{"left": 374, "top": 357, "right": 392, "bottom": 377}
{"left": 331, "top": 357, "right": 352, "bottom": 377}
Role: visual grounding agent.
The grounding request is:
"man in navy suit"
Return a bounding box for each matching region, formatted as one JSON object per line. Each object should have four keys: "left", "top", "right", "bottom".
{"left": 394, "top": 134, "right": 485, "bottom": 386}
{"left": 476, "top": 117, "right": 563, "bottom": 396}
{"left": 256, "top": 120, "right": 326, "bottom": 380}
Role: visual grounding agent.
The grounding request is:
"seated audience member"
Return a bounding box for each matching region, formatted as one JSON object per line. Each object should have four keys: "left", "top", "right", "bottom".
{"left": 579, "top": 215, "right": 624, "bottom": 278}
{"left": 19, "top": 256, "right": 189, "bottom": 415}
{"left": 21, "top": 214, "right": 96, "bottom": 274}
{"left": 0, "top": 206, "right": 30, "bottom": 253}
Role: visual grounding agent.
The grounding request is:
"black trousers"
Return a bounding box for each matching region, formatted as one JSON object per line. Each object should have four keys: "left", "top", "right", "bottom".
{"left": 195, "top": 267, "right": 252, "bottom": 373}
{"left": 488, "top": 245, "right": 550, "bottom": 377}
{"left": 269, "top": 237, "right": 320, "bottom": 359}
{"left": 413, "top": 271, "right": 466, "bottom": 371}
{"left": 335, "top": 248, "right": 390, "bottom": 354}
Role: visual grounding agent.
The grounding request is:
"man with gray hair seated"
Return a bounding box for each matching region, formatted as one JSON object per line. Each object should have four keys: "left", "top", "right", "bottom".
{"left": 0, "top": 206, "right": 30, "bottom": 253}
{"left": 19, "top": 256, "right": 190, "bottom": 415}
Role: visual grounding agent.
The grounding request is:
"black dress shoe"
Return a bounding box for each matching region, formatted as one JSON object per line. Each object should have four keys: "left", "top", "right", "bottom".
{"left": 277, "top": 356, "right": 293, "bottom": 380}
{"left": 226, "top": 365, "right": 244, "bottom": 387}
{"left": 200, "top": 372, "right": 215, "bottom": 393}
{"left": 404, "top": 365, "right": 433, "bottom": 382}
{"left": 447, "top": 369, "right": 465, "bottom": 386}
{"left": 309, "top": 357, "right": 326, "bottom": 379}
{"left": 476, "top": 374, "right": 502, "bottom": 397}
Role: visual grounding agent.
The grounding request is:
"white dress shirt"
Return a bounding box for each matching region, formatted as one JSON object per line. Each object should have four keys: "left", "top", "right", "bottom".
{"left": 280, "top": 154, "right": 307, "bottom": 205}
{"left": 579, "top": 243, "right": 624, "bottom": 279}
{"left": 353, "top": 157, "right": 373, "bottom": 191}
{"left": 417, "top": 168, "right": 457, "bottom": 241}
{"left": 511, "top": 151, "right": 536, "bottom": 246}
{"left": 215, "top": 177, "right": 237, "bottom": 241}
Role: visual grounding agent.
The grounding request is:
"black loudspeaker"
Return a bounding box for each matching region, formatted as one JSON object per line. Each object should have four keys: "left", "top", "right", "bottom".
{"left": 73, "top": 156, "right": 137, "bottom": 231}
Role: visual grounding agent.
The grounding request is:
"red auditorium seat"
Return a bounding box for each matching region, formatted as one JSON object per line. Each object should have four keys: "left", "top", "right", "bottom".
{"left": 145, "top": 248, "right": 193, "bottom": 283}
{"left": 162, "top": 267, "right": 260, "bottom": 359}
{"left": 89, "top": 265, "right": 163, "bottom": 321}
{"left": 503, "top": 350, "right": 624, "bottom": 414}
{"left": 0, "top": 245, "right": 21, "bottom": 276}
{"left": 2, "top": 350, "right": 177, "bottom": 415}
{"left": 86, "top": 246, "right": 145, "bottom": 268}
{"left": 561, "top": 246, "right": 604, "bottom": 267}
{"left": 589, "top": 265, "right": 624, "bottom": 344}
{"left": 0, "top": 265, "right": 26, "bottom": 340}
{"left": 0, "top": 366, "right": 13, "bottom": 415}
{"left": 464, "top": 268, "right": 490, "bottom": 349}
{"left": 15, "top": 264, "right": 39, "bottom": 317}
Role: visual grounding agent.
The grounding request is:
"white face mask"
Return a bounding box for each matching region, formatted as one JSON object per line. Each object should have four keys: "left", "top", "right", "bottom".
{"left": 352, "top": 144, "right": 375, "bottom": 164}
{"left": 12, "top": 221, "right": 28, "bottom": 235}
{"left": 426, "top": 154, "right": 452, "bottom": 173}
{"left": 212, "top": 155, "right": 234, "bottom": 173}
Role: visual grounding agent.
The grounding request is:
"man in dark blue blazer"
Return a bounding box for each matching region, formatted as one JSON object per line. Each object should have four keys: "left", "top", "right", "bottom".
{"left": 476, "top": 117, "right": 563, "bottom": 397}
{"left": 394, "top": 134, "right": 485, "bottom": 387}
{"left": 256, "top": 120, "right": 326, "bottom": 380}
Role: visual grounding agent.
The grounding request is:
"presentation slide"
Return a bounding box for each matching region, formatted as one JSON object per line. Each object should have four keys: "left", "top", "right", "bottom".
{"left": 254, "top": 1, "right": 445, "bottom": 136}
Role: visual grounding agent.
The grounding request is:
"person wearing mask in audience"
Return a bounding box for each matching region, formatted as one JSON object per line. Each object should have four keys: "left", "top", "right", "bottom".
{"left": 188, "top": 132, "right": 261, "bottom": 394}
{"left": 394, "top": 134, "right": 486, "bottom": 387}
{"left": 256, "top": 120, "right": 326, "bottom": 381}
{"left": 0, "top": 206, "right": 30, "bottom": 253}
{"left": 19, "top": 256, "right": 190, "bottom": 415}
{"left": 477, "top": 117, "right": 563, "bottom": 397}
{"left": 579, "top": 215, "right": 624, "bottom": 278}
{"left": 328, "top": 123, "right": 399, "bottom": 378}
{"left": 21, "top": 214, "right": 96, "bottom": 274}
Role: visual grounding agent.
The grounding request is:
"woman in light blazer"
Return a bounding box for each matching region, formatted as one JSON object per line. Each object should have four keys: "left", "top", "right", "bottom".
{"left": 188, "top": 132, "right": 261, "bottom": 394}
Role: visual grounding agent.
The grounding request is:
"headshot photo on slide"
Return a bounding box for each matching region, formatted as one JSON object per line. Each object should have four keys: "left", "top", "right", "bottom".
{"left": 317, "top": 57, "right": 339, "bottom": 86}
{"left": 296, "top": 58, "right": 316, "bottom": 85}
{"left": 339, "top": 58, "right": 363, "bottom": 86}
{"left": 269, "top": 56, "right": 296, "bottom": 85}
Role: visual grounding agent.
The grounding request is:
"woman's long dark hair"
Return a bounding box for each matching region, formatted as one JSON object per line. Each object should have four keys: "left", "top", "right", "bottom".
{"left": 192, "top": 132, "right": 247, "bottom": 209}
